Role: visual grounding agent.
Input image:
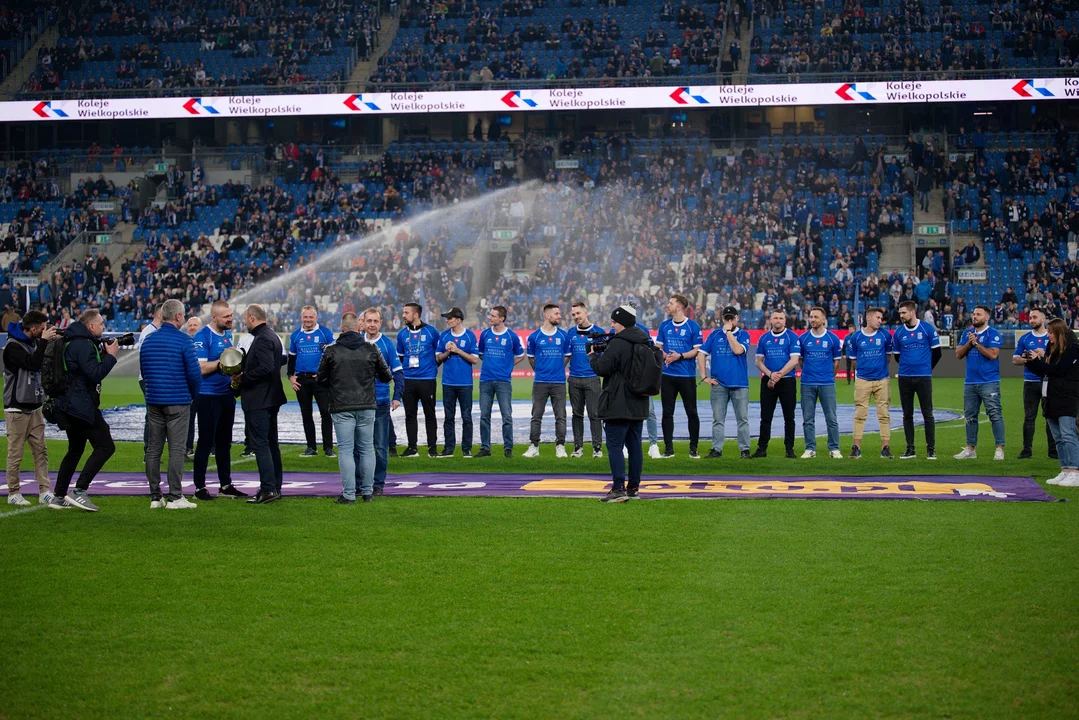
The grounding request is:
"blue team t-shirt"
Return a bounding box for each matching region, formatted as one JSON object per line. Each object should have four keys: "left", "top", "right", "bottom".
{"left": 656, "top": 318, "right": 703, "bottom": 377}
{"left": 192, "top": 325, "right": 234, "bottom": 396}
{"left": 700, "top": 327, "right": 750, "bottom": 388}
{"left": 848, "top": 329, "right": 894, "bottom": 381}
{"left": 797, "top": 329, "right": 842, "bottom": 385}
{"left": 964, "top": 326, "right": 1003, "bottom": 384}
{"left": 893, "top": 320, "right": 940, "bottom": 377}
{"left": 437, "top": 328, "right": 478, "bottom": 387}
{"left": 1014, "top": 330, "right": 1050, "bottom": 383}
{"left": 479, "top": 328, "right": 525, "bottom": 382}
{"left": 526, "top": 327, "right": 570, "bottom": 384}
{"left": 566, "top": 324, "right": 599, "bottom": 379}
{"left": 367, "top": 333, "right": 403, "bottom": 406}
{"left": 289, "top": 325, "right": 335, "bottom": 374}
{"left": 756, "top": 329, "right": 801, "bottom": 379}
{"left": 396, "top": 324, "right": 440, "bottom": 381}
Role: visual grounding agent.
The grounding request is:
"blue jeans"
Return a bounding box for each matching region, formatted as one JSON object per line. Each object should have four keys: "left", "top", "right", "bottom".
{"left": 802, "top": 384, "right": 839, "bottom": 452}
{"left": 442, "top": 384, "right": 473, "bottom": 452}
{"left": 964, "top": 382, "right": 1006, "bottom": 448}
{"left": 709, "top": 384, "right": 750, "bottom": 452}
{"left": 479, "top": 380, "right": 513, "bottom": 451}
{"left": 373, "top": 404, "right": 390, "bottom": 491}
{"left": 604, "top": 420, "right": 643, "bottom": 491}
{"left": 646, "top": 398, "right": 658, "bottom": 444}
{"left": 1046, "top": 416, "right": 1078, "bottom": 470}
{"left": 332, "top": 409, "right": 375, "bottom": 499}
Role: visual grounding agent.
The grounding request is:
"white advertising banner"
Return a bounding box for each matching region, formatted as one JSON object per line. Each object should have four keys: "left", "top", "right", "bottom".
{"left": 1, "top": 77, "right": 1074, "bottom": 122}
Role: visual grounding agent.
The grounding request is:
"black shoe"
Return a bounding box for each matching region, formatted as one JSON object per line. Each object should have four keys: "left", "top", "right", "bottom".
{"left": 388, "top": 446, "right": 398, "bottom": 457}
{"left": 253, "top": 490, "right": 281, "bottom": 505}
{"left": 193, "top": 488, "right": 214, "bottom": 501}
{"left": 400, "top": 447, "right": 419, "bottom": 458}
{"left": 462, "top": 449, "right": 472, "bottom": 458}
{"left": 688, "top": 445, "right": 700, "bottom": 459}
{"left": 1017, "top": 449, "right": 1033, "bottom": 460}
{"left": 245, "top": 491, "right": 263, "bottom": 504}
{"left": 428, "top": 448, "right": 438, "bottom": 459}
{"left": 239, "top": 448, "right": 255, "bottom": 458}
{"left": 705, "top": 449, "right": 723, "bottom": 459}
{"left": 361, "top": 494, "right": 374, "bottom": 503}
{"left": 334, "top": 495, "right": 356, "bottom": 505}
{"left": 373, "top": 486, "right": 384, "bottom": 496}
{"left": 438, "top": 448, "right": 455, "bottom": 458}
{"left": 900, "top": 447, "right": 917, "bottom": 460}
{"left": 850, "top": 445, "right": 862, "bottom": 458}
{"left": 751, "top": 448, "right": 768, "bottom": 458}
{"left": 475, "top": 448, "right": 492, "bottom": 458}
{"left": 324, "top": 449, "right": 336, "bottom": 458}
{"left": 602, "top": 489, "right": 628, "bottom": 503}
{"left": 504, "top": 448, "right": 513, "bottom": 458}
{"left": 740, "top": 449, "right": 751, "bottom": 459}
{"left": 219, "top": 484, "right": 249, "bottom": 499}
{"left": 300, "top": 447, "right": 318, "bottom": 457}
{"left": 626, "top": 487, "right": 641, "bottom": 500}
{"left": 880, "top": 445, "right": 894, "bottom": 459}
{"left": 785, "top": 449, "right": 796, "bottom": 459}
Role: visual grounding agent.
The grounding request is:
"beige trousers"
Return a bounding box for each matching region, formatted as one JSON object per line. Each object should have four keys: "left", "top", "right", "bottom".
{"left": 852, "top": 378, "right": 891, "bottom": 446}
{"left": 6, "top": 409, "right": 51, "bottom": 494}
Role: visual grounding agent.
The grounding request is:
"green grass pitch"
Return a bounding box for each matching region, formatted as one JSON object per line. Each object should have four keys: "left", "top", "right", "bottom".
{"left": 1, "top": 376, "right": 1077, "bottom": 718}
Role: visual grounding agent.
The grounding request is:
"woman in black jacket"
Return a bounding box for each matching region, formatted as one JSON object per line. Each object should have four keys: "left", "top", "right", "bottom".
{"left": 1021, "top": 318, "right": 1079, "bottom": 487}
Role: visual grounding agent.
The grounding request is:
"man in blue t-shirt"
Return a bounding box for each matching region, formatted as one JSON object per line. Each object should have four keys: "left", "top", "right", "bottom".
{"left": 477, "top": 305, "right": 525, "bottom": 458}
{"left": 396, "top": 303, "right": 441, "bottom": 458}
{"left": 524, "top": 304, "right": 571, "bottom": 457}
{"left": 288, "top": 305, "right": 336, "bottom": 458}
{"left": 190, "top": 300, "right": 248, "bottom": 500}
{"left": 435, "top": 307, "right": 479, "bottom": 458}
{"left": 656, "top": 294, "right": 703, "bottom": 458}
{"left": 752, "top": 309, "right": 800, "bottom": 459}
{"left": 955, "top": 304, "right": 1006, "bottom": 460}
{"left": 362, "top": 308, "right": 403, "bottom": 495}
{"left": 894, "top": 300, "right": 942, "bottom": 460}
{"left": 847, "top": 306, "right": 895, "bottom": 459}
{"left": 697, "top": 305, "right": 751, "bottom": 459}
{"left": 567, "top": 302, "right": 605, "bottom": 458}
{"left": 1013, "top": 308, "right": 1056, "bottom": 460}
{"left": 798, "top": 306, "right": 843, "bottom": 459}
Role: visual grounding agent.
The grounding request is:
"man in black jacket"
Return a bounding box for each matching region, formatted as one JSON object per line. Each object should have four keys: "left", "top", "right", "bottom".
{"left": 3, "top": 310, "right": 58, "bottom": 506}
{"left": 238, "top": 304, "right": 287, "bottom": 504}
{"left": 317, "top": 312, "right": 393, "bottom": 503}
{"left": 53, "top": 309, "right": 119, "bottom": 512}
{"left": 589, "top": 305, "right": 651, "bottom": 503}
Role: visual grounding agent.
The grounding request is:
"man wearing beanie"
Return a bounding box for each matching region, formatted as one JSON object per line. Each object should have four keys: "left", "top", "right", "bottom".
{"left": 589, "top": 305, "right": 653, "bottom": 503}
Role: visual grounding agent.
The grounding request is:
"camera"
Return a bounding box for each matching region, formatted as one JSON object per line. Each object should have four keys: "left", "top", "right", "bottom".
{"left": 106, "top": 333, "right": 137, "bottom": 347}
{"left": 583, "top": 329, "right": 616, "bottom": 354}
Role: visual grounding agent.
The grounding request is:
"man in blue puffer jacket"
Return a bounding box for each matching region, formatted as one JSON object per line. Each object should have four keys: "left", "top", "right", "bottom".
{"left": 140, "top": 299, "right": 202, "bottom": 509}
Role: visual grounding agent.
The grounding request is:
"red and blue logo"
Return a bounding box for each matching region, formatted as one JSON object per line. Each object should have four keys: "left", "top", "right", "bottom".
{"left": 1012, "top": 79, "right": 1053, "bottom": 97}
{"left": 670, "top": 87, "right": 709, "bottom": 104}
{"left": 183, "top": 98, "right": 219, "bottom": 115}
{"left": 500, "top": 91, "right": 538, "bottom": 108}
{"left": 344, "top": 94, "right": 380, "bottom": 111}
{"left": 32, "top": 101, "right": 68, "bottom": 118}
{"left": 835, "top": 83, "right": 876, "bottom": 101}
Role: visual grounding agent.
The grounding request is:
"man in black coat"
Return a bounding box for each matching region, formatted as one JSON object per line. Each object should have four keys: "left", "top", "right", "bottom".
{"left": 237, "top": 304, "right": 287, "bottom": 504}
{"left": 589, "top": 305, "right": 651, "bottom": 503}
{"left": 53, "top": 309, "right": 120, "bottom": 512}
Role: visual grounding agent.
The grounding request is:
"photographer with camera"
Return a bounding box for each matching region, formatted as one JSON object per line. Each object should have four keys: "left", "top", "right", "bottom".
{"left": 4, "top": 310, "right": 58, "bottom": 506}
{"left": 589, "top": 305, "right": 654, "bottom": 503}
{"left": 50, "top": 310, "right": 119, "bottom": 512}
{"left": 698, "top": 306, "right": 751, "bottom": 460}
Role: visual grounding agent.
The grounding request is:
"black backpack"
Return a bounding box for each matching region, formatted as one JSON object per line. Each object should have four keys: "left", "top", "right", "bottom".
{"left": 41, "top": 338, "right": 70, "bottom": 398}
{"left": 626, "top": 342, "right": 664, "bottom": 396}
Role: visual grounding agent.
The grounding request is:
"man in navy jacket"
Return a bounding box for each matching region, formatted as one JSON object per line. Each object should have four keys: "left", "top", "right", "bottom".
{"left": 140, "top": 299, "right": 202, "bottom": 509}
{"left": 238, "top": 304, "right": 287, "bottom": 504}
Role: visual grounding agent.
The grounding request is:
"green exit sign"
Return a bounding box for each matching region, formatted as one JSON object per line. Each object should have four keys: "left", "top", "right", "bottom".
{"left": 95, "top": 234, "right": 111, "bottom": 244}
{"left": 917, "top": 224, "right": 945, "bottom": 235}
{"left": 154, "top": 162, "right": 169, "bottom": 172}
{"left": 492, "top": 230, "right": 517, "bottom": 240}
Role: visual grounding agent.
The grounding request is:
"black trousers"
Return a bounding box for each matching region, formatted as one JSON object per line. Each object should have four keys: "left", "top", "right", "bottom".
{"left": 247, "top": 406, "right": 283, "bottom": 494}
{"left": 758, "top": 376, "right": 796, "bottom": 452}
{"left": 296, "top": 373, "right": 333, "bottom": 451}
{"left": 193, "top": 394, "right": 235, "bottom": 490}
{"left": 1023, "top": 381, "right": 1057, "bottom": 455}
{"left": 661, "top": 375, "right": 699, "bottom": 451}
{"left": 899, "top": 376, "right": 935, "bottom": 451}
{"left": 403, "top": 379, "right": 437, "bottom": 451}
{"left": 56, "top": 410, "right": 115, "bottom": 497}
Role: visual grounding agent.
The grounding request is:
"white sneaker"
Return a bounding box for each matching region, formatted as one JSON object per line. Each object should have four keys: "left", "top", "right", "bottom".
{"left": 1047, "top": 471, "right": 1065, "bottom": 485}
{"left": 592, "top": 449, "right": 603, "bottom": 459}
{"left": 993, "top": 447, "right": 1005, "bottom": 461}
{"left": 7, "top": 492, "right": 30, "bottom": 506}
{"left": 555, "top": 444, "right": 568, "bottom": 459}
{"left": 1057, "top": 472, "right": 1079, "bottom": 487}
{"left": 39, "top": 491, "right": 54, "bottom": 505}
{"left": 953, "top": 448, "right": 977, "bottom": 460}
{"left": 150, "top": 498, "right": 166, "bottom": 509}
{"left": 570, "top": 447, "right": 584, "bottom": 458}
{"left": 800, "top": 449, "right": 816, "bottom": 459}
{"left": 523, "top": 445, "right": 540, "bottom": 458}
{"left": 829, "top": 450, "right": 844, "bottom": 459}
{"left": 648, "top": 444, "right": 661, "bottom": 459}
{"left": 165, "top": 496, "right": 198, "bottom": 510}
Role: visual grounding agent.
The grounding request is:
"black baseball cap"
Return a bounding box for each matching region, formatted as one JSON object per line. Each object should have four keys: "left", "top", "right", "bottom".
{"left": 441, "top": 307, "right": 464, "bottom": 320}
{"left": 722, "top": 305, "right": 739, "bottom": 317}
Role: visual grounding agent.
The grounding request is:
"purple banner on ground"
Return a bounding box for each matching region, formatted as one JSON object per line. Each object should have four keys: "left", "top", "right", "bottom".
{"left": 2, "top": 472, "right": 1056, "bottom": 502}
